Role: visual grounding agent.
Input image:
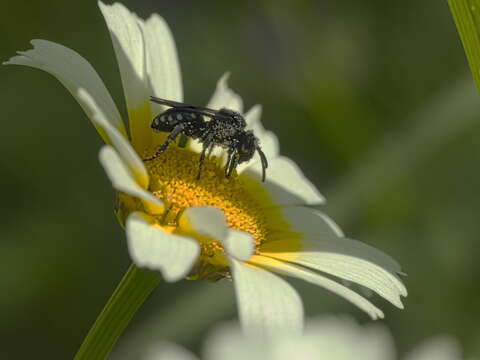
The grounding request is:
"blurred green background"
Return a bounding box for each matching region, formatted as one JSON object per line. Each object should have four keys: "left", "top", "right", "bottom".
{"left": 1, "top": 0, "right": 479, "bottom": 358}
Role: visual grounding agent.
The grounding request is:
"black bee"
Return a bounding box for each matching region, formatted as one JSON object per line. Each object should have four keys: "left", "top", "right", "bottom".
{"left": 144, "top": 96, "right": 268, "bottom": 181}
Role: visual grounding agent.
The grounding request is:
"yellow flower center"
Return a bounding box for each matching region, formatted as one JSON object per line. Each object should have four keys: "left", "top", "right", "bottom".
{"left": 139, "top": 146, "right": 271, "bottom": 280}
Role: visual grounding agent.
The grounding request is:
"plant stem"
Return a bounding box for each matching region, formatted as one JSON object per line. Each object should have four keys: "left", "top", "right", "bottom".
{"left": 448, "top": 0, "right": 480, "bottom": 91}
{"left": 74, "top": 264, "right": 162, "bottom": 360}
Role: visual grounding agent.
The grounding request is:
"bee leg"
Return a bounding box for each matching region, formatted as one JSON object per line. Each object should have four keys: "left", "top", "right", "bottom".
{"left": 144, "top": 124, "right": 184, "bottom": 161}
{"left": 226, "top": 151, "right": 239, "bottom": 178}
{"left": 177, "top": 134, "right": 188, "bottom": 148}
{"left": 197, "top": 140, "right": 212, "bottom": 180}
{"left": 256, "top": 146, "right": 268, "bottom": 182}
{"left": 206, "top": 143, "right": 215, "bottom": 158}
{"left": 158, "top": 124, "right": 185, "bottom": 152}
{"left": 225, "top": 150, "right": 233, "bottom": 176}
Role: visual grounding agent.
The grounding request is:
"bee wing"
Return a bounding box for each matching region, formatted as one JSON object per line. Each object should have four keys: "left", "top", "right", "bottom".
{"left": 150, "top": 96, "right": 218, "bottom": 117}
{"left": 150, "top": 96, "right": 195, "bottom": 108}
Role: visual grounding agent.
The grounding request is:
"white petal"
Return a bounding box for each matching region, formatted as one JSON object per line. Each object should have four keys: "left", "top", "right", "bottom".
{"left": 98, "top": 2, "right": 152, "bottom": 150}
{"left": 99, "top": 1, "right": 148, "bottom": 109}
{"left": 261, "top": 234, "right": 406, "bottom": 309}
{"left": 348, "top": 323, "right": 395, "bottom": 360}
{"left": 207, "top": 72, "right": 243, "bottom": 112}
{"left": 223, "top": 230, "right": 255, "bottom": 261}
{"left": 144, "top": 342, "right": 199, "bottom": 360}
{"left": 180, "top": 207, "right": 253, "bottom": 260}
{"left": 304, "top": 317, "right": 395, "bottom": 360}
{"left": 298, "top": 235, "right": 403, "bottom": 274}
{"left": 236, "top": 105, "right": 280, "bottom": 174}
{"left": 249, "top": 255, "right": 384, "bottom": 320}
{"left": 99, "top": 146, "right": 162, "bottom": 208}
{"left": 181, "top": 206, "right": 228, "bottom": 240}
{"left": 242, "top": 156, "right": 325, "bottom": 206}
{"left": 126, "top": 212, "right": 200, "bottom": 282}
{"left": 230, "top": 258, "right": 303, "bottom": 336}
{"left": 404, "top": 336, "right": 463, "bottom": 360}
{"left": 263, "top": 206, "right": 344, "bottom": 239}
{"left": 245, "top": 105, "right": 279, "bottom": 157}
{"left": 188, "top": 73, "right": 244, "bottom": 155}
{"left": 204, "top": 323, "right": 269, "bottom": 360}
{"left": 3, "top": 39, "right": 126, "bottom": 142}
{"left": 78, "top": 89, "right": 149, "bottom": 188}
{"left": 140, "top": 14, "right": 183, "bottom": 105}
{"left": 277, "top": 205, "right": 399, "bottom": 272}
{"left": 314, "top": 211, "right": 345, "bottom": 237}
{"left": 4, "top": 39, "right": 145, "bottom": 186}
{"left": 137, "top": 13, "right": 184, "bottom": 153}
{"left": 244, "top": 103, "right": 262, "bottom": 127}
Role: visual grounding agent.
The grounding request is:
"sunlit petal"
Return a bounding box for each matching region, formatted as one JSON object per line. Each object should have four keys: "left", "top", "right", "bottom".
{"left": 207, "top": 72, "right": 243, "bottom": 112}
{"left": 126, "top": 212, "right": 200, "bottom": 282}
{"left": 188, "top": 73, "right": 244, "bottom": 156}
{"left": 78, "top": 89, "right": 148, "bottom": 188}
{"left": 140, "top": 14, "right": 183, "bottom": 105}
{"left": 230, "top": 258, "right": 303, "bottom": 336}
{"left": 242, "top": 156, "right": 325, "bottom": 206}
{"left": 181, "top": 207, "right": 254, "bottom": 261}
{"left": 249, "top": 255, "right": 385, "bottom": 320}
{"left": 99, "top": 1, "right": 152, "bottom": 151}
{"left": 98, "top": 146, "right": 162, "bottom": 208}
{"left": 235, "top": 105, "right": 280, "bottom": 174}
{"left": 224, "top": 230, "right": 255, "bottom": 261}
{"left": 247, "top": 105, "right": 279, "bottom": 157}
{"left": 181, "top": 206, "right": 228, "bottom": 240}
{"left": 3, "top": 39, "right": 126, "bottom": 142}
{"left": 261, "top": 234, "right": 406, "bottom": 309}
{"left": 137, "top": 13, "right": 183, "bottom": 150}
{"left": 263, "top": 206, "right": 344, "bottom": 239}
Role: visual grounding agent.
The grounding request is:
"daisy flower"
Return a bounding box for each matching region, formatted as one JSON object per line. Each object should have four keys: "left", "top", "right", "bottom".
{"left": 4, "top": 2, "right": 406, "bottom": 335}
{"left": 144, "top": 317, "right": 466, "bottom": 360}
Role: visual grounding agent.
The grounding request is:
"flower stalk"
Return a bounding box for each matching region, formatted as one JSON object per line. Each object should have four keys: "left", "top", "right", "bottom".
{"left": 448, "top": 0, "right": 480, "bottom": 92}
{"left": 74, "top": 264, "right": 161, "bottom": 360}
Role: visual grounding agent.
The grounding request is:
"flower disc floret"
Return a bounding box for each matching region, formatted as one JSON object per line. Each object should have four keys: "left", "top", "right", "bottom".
{"left": 145, "top": 147, "right": 270, "bottom": 246}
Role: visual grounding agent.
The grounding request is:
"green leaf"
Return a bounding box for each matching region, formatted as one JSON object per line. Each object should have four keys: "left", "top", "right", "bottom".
{"left": 448, "top": 0, "right": 480, "bottom": 91}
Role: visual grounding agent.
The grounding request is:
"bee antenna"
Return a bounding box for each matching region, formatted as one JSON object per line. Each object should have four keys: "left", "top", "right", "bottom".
{"left": 257, "top": 146, "right": 268, "bottom": 182}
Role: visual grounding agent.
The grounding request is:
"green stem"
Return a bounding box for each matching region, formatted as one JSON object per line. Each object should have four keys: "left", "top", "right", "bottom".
{"left": 74, "top": 264, "right": 162, "bottom": 360}
{"left": 448, "top": 0, "right": 480, "bottom": 92}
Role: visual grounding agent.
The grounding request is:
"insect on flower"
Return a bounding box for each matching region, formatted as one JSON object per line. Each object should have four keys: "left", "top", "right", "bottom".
{"left": 145, "top": 97, "right": 269, "bottom": 181}
{"left": 4, "top": 1, "right": 407, "bottom": 336}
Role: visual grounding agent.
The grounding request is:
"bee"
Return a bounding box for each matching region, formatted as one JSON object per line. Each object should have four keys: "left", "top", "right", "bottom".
{"left": 144, "top": 97, "right": 268, "bottom": 181}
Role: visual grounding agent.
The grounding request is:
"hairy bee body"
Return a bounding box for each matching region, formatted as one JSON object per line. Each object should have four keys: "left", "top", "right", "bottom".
{"left": 145, "top": 97, "right": 268, "bottom": 181}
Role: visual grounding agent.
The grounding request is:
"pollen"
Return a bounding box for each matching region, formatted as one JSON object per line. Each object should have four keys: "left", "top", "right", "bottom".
{"left": 143, "top": 146, "right": 270, "bottom": 248}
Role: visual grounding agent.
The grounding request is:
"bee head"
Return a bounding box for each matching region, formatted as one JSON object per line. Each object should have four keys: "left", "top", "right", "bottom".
{"left": 236, "top": 130, "right": 257, "bottom": 163}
